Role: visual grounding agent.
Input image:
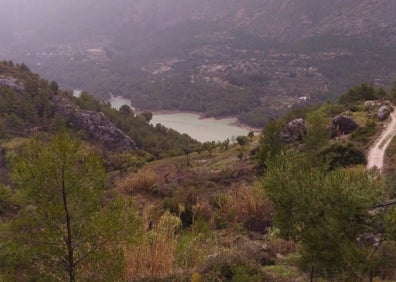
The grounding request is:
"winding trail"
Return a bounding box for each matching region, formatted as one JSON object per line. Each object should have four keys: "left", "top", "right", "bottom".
{"left": 367, "top": 107, "right": 396, "bottom": 173}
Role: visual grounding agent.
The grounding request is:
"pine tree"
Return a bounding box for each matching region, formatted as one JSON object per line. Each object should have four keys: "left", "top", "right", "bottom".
{"left": 262, "top": 150, "right": 384, "bottom": 277}
{"left": 6, "top": 133, "right": 137, "bottom": 281}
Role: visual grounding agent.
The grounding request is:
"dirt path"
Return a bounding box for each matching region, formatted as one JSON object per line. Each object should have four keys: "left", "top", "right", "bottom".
{"left": 367, "top": 108, "right": 396, "bottom": 172}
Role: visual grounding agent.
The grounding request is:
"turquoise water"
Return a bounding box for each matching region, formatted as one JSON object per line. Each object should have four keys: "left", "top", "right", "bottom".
{"left": 151, "top": 113, "right": 250, "bottom": 142}
{"left": 108, "top": 95, "right": 251, "bottom": 142}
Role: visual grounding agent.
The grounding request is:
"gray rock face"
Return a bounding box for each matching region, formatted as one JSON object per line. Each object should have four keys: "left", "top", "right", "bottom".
{"left": 0, "top": 75, "right": 24, "bottom": 92}
{"left": 377, "top": 105, "right": 391, "bottom": 121}
{"left": 53, "top": 96, "right": 136, "bottom": 151}
{"left": 332, "top": 115, "right": 359, "bottom": 135}
{"left": 281, "top": 118, "right": 307, "bottom": 143}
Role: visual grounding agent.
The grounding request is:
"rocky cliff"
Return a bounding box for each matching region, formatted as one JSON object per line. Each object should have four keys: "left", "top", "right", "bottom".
{"left": 53, "top": 96, "right": 136, "bottom": 151}
{"left": 0, "top": 75, "right": 24, "bottom": 92}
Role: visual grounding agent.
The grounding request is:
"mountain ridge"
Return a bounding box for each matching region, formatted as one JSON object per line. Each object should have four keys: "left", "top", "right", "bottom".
{"left": 1, "top": 0, "right": 396, "bottom": 127}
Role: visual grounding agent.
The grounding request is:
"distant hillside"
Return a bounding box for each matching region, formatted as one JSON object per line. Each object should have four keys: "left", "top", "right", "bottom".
{"left": 0, "top": 61, "right": 197, "bottom": 158}
{"left": 122, "top": 0, "right": 396, "bottom": 46}
{"left": 4, "top": 0, "right": 395, "bottom": 43}
{"left": 1, "top": 0, "right": 396, "bottom": 127}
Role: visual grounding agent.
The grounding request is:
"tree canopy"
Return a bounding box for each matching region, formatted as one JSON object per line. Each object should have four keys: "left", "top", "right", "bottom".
{"left": 262, "top": 150, "right": 385, "bottom": 277}
{"left": 2, "top": 133, "right": 138, "bottom": 281}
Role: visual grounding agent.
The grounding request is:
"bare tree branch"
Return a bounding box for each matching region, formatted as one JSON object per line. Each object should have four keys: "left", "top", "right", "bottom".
{"left": 369, "top": 199, "right": 396, "bottom": 209}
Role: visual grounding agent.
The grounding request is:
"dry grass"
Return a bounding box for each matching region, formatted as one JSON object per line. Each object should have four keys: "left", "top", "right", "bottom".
{"left": 267, "top": 237, "right": 297, "bottom": 256}
{"left": 117, "top": 170, "right": 158, "bottom": 194}
{"left": 217, "top": 183, "right": 274, "bottom": 232}
{"left": 125, "top": 211, "right": 181, "bottom": 280}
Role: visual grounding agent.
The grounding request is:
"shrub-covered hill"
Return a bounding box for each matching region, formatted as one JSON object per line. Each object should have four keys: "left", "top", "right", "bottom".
{"left": 1, "top": 64, "right": 396, "bottom": 282}
{"left": 110, "top": 81, "right": 396, "bottom": 281}
{"left": 0, "top": 60, "right": 197, "bottom": 158}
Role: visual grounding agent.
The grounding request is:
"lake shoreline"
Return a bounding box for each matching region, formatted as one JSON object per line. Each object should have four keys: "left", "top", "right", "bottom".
{"left": 150, "top": 112, "right": 259, "bottom": 142}
{"left": 107, "top": 95, "right": 260, "bottom": 141}
{"left": 150, "top": 110, "right": 261, "bottom": 133}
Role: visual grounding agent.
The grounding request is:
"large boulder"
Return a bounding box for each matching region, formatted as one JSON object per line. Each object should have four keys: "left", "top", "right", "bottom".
{"left": 53, "top": 96, "right": 136, "bottom": 151}
{"left": 377, "top": 105, "right": 391, "bottom": 121}
{"left": 281, "top": 118, "right": 307, "bottom": 143}
{"left": 332, "top": 115, "right": 359, "bottom": 135}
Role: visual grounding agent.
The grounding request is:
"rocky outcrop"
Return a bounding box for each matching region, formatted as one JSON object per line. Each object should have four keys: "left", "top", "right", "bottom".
{"left": 53, "top": 96, "right": 136, "bottom": 151}
{"left": 364, "top": 100, "right": 381, "bottom": 110}
{"left": 377, "top": 105, "right": 391, "bottom": 121}
{"left": 0, "top": 75, "right": 24, "bottom": 92}
{"left": 281, "top": 118, "right": 307, "bottom": 143}
{"left": 332, "top": 115, "right": 359, "bottom": 135}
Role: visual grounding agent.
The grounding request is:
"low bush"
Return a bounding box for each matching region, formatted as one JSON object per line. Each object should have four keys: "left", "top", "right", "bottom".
{"left": 351, "top": 119, "right": 377, "bottom": 145}
{"left": 125, "top": 212, "right": 181, "bottom": 279}
{"left": 117, "top": 170, "right": 158, "bottom": 194}
{"left": 214, "top": 184, "right": 273, "bottom": 232}
{"left": 318, "top": 142, "right": 366, "bottom": 170}
{"left": 339, "top": 83, "right": 377, "bottom": 105}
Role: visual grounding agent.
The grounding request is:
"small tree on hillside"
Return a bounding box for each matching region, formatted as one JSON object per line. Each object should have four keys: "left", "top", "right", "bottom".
{"left": 257, "top": 119, "right": 285, "bottom": 169}
{"left": 203, "top": 141, "right": 216, "bottom": 156}
{"left": 6, "top": 133, "right": 137, "bottom": 281}
{"left": 303, "top": 111, "right": 330, "bottom": 153}
{"left": 339, "top": 82, "right": 377, "bottom": 105}
{"left": 50, "top": 80, "right": 59, "bottom": 94}
{"left": 222, "top": 138, "right": 230, "bottom": 151}
{"left": 119, "top": 104, "right": 133, "bottom": 115}
{"left": 262, "top": 150, "right": 384, "bottom": 278}
{"left": 236, "top": 135, "right": 249, "bottom": 148}
{"left": 141, "top": 111, "right": 153, "bottom": 123}
{"left": 183, "top": 146, "right": 192, "bottom": 166}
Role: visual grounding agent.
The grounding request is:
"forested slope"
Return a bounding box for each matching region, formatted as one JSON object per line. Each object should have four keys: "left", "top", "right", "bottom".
{"left": 2, "top": 1, "right": 396, "bottom": 127}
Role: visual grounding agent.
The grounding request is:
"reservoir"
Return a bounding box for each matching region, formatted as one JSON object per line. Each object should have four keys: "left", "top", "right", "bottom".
{"left": 151, "top": 113, "right": 251, "bottom": 142}
{"left": 108, "top": 95, "right": 252, "bottom": 142}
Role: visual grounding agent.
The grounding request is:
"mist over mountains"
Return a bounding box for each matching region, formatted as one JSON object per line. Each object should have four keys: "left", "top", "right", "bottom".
{"left": 1, "top": 0, "right": 396, "bottom": 126}
{"left": 2, "top": 0, "right": 395, "bottom": 42}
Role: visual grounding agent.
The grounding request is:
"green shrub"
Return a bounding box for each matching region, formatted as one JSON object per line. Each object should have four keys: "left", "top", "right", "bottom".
{"left": 263, "top": 265, "right": 301, "bottom": 281}
{"left": 322, "top": 102, "right": 344, "bottom": 117}
{"left": 319, "top": 142, "right": 366, "bottom": 170}
{"left": 339, "top": 83, "right": 377, "bottom": 105}
{"left": 231, "top": 265, "right": 266, "bottom": 282}
{"left": 351, "top": 119, "right": 377, "bottom": 144}
{"left": 348, "top": 103, "right": 364, "bottom": 112}
{"left": 0, "top": 185, "right": 12, "bottom": 215}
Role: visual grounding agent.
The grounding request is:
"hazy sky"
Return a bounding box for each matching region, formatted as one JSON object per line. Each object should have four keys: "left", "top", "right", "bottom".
{"left": 1, "top": 0, "right": 394, "bottom": 46}
{"left": 0, "top": 0, "right": 196, "bottom": 42}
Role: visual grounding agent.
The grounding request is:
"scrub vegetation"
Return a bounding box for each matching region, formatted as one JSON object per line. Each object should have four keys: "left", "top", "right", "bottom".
{"left": 1, "top": 63, "right": 396, "bottom": 281}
